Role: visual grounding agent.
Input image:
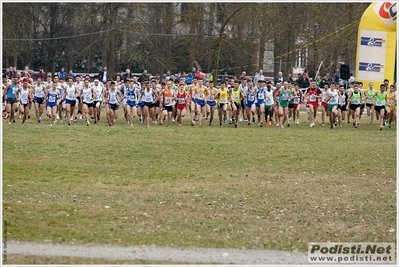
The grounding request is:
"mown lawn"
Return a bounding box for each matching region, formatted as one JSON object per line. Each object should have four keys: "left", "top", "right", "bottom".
{"left": 2, "top": 109, "right": 396, "bottom": 253}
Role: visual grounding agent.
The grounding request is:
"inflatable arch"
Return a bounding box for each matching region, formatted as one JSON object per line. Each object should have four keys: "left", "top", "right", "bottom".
{"left": 356, "top": 2, "right": 397, "bottom": 88}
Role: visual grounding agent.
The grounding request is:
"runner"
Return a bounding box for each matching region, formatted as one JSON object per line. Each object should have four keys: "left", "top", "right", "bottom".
{"left": 255, "top": 80, "right": 266, "bottom": 127}
{"left": 33, "top": 77, "right": 46, "bottom": 123}
{"left": 160, "top": 80, "right": 174, "bottom": 127}
{"left": 136, "top": 80, "right": 145, "bottom": 125}
{"left": 15, "top": 78, "right": 33, "bottom": 125}
{"left": 386, "top": 84, "right": 396, "bottom": 128}
{"left": 118, "top": 76, "right": 128, "bottom": 124}
{"left": 125, "top": 80, "right": 139, "bottom": 127}
{"left": 45, "top": 82, "right": 61, "bottom": 126}
{"left": 346, "top": 82, "right": 354, "bottom": 124}
{"left": 373, "top": 84, "right": 388, "bottom": 131}
{"left": 63, "top": 77, "right": 80, "bottom": 125}
{"left": 365, "top": 82, "right": 375, "bottom": 124}
{"left": 325, "top": 82, "right": 341, "bottom": 129}
{"left": 303, "top": 81, "right": 321, "bottom": 127}
{"left": 287, "top": 81, "right": 296, "bottom": 126}
{"left": 239, "top": 77, "right": 248, "bottom": 122}
{"left": 264, "top": 81, "right": 274, "bottom": 126}
{"left": 217, "top": 82, "right": 229, "bottom": 127}
{"left": 358, "top": 81, "right": 365, "bottom": 120}
{"left": 230, "top": 80, "right": 244, "bottom": 128}
{"left": 138, "top": 81, "right": 159, "bottom": 128}
{"left": 277, "top": 81, "right": 293, "bottom": 128}
{"left": 273, "top": 82, "right": 282, "bottom": 126}
{"left": 74, "top": 75, "right": 83, "bottom": 122}
{"left": 54, "top": 77, "right": 65, "bottom": 122}
{"left": 151, "top": 79, "right": 161, "bottom": 124}
{"left": 245, "top": 80, "right": 257, "bottom": 126}
{"left": 320, "top": 82, "right": 329, "bottom": 126}
{"left": 347, "top": 84, "right": 363, "bottom": 128}
{"left": 175, "top": 81, "right": 188, "bottom": 126}
{"left": 206, "top": 82, "right": 218, "bottom": 126}
{"left": 337, "top": 84, "right": 348, "bottom": 128}
{"left": 189, "top": 77, "right": 198, "bottom": 126}
{"left": 195, "top": 80, "right": 207, "bottom": 127}
{"left": 292, "top": 82, "right": 302, "bottom": 125}
{"left": 92, "top": 78, "right": 104, "bottom": 124}
{"left": 4, "top": 77, "right": 20, "bottom": 124}
{"left": 104, "top": 81, "right": 123, "bottom": 126}
{"left": 81, "top": 79, "right": 97, "bottom": 126}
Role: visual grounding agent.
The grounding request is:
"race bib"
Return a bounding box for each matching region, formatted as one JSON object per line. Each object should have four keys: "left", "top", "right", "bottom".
{"left": 178, "top": 98, "right": 185, "bottom": 104}
{"left": 36, "top": 89, "right": 44, "bottom": 97}
{"left": 208, "top": 95, "right": 215, "bottom": 101}
{"left": 49, "top": 95, "right": 56, "bottom": 102}
{"left": 232, "top": 94, "right": 239, "bottom": 101}
{"left": 329, "top": 96, "right": 337, "bottom": 104}
{"left": 198, "top": 93, "right": 204, "bottom": 99}
{"left": 388, "top": 100, "right": 394, "bottom": 106}
{"left": 84, "top": 93, "right": 91, "bottom": 101}
{"left": 294, "top": 98, "right": 300, "bottom": 104}
{"left": 127, "top": 95, "right": 135, "bottom": 101}
{"left": 68, "top": 91, "right": 74, "bottom": 98}
{"left": 21, "top": 93, "right": 28, "bottom": 103}
{"left": 248, "top": 95, "right": 254, "bottom": 101}
{"left": 220, "top": 98, "right": 227, "bottom": 103}
{"left": 376, "top": 100, "right": 383, "bottom": 106}
{"left": 165, "top": 97, "right": 172, "bottom": 105}
{"left": 367, "top": 96, "right": 373, "bottom": 102}
{"left": 353, "top": 98, "right": 359, "bottom": 105}
{"left": 110, "top": 95, "right": 116, "bottom": 102}
{"left": 281, "top": 94, "right": 289, "bottom": 101}
{"left": 257, "top": 92, "right": 264, "bottom": 99}
{"left": 145, "top": 96, "right": 152, "bottom": 102}
{"left": 310, "top": 95, "right": 316, "bottom": 102}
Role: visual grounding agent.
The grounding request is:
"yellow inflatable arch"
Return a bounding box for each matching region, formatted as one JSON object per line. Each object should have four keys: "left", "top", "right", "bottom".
{"left": 356, "top": 2, "right": 397, "bottom": 88}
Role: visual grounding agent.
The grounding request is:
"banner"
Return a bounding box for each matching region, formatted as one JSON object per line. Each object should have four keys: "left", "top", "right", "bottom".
{"left": 356, "top": 2, "right": 397, "bottom": 89}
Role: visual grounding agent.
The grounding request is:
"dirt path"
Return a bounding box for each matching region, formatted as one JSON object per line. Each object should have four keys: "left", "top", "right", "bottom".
{"left": 7, "top": 241, "right": 308, "bottom": 264}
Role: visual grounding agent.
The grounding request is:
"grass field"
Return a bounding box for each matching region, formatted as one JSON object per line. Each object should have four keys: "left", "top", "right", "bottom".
{"left": 2, "top": 108, "right": 397, "bottom": 260}
{"left": 4, "top": 254, "right": 199, "bottom": 265}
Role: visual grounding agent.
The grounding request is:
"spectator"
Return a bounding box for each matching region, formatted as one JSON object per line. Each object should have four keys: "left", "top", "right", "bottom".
{"left": 315, "top": 74, "right": 322, "bottom": 87}
{"left": 383, "top": 79, "right": 389, "bottom": 88}
{"left": 185, "top": 71, "right": 193, "bottom": 85}
{"left": 195, "top": 69, "right": 203, "bottom": 80}
{"left": 7, "top": 66, "right": 16, "bottom": 78}
{"left": 240, "top": 71, "right": 247, "bottom": 80}
{"left": 21, "top": 66, "right": 31, "bottom": 79}
{"left": 138, "top": 70, "right": 149, "bottom": 84}
{"left": 334, "top": 71, "right": 340, "bottom": 83}
{"left": 349, "top": 73, "right": 355, "bottom": 83}
{"left": 36, "top": 66, "right": 46, "bottom": 80}
{"left": 274, "top": 71, "right": 284, "bottom": 85}
{"left": 58, "top": 67, "right": 67, "bottom": 80}
{"left": 68, "top": 69, "right": 76, "bottom": 80}
{"left": 122, "top": 68, "right": 133, "bottom": 83}
{"left": 220, "top": 72, "right": 229, "bottom": 85}
{"left": 297, "top": 73, "right": 310, "bottom": 89}
{"left": 288, "top": 73, "right": 295, "bottom": 83}
{"left": 253, "top": 70, "right": 265, "bottom": 84}
{"left": 326, "top": 72, "right": 333, "bottom": 83}
{"left": 99, "top": 66, "right": 108, "bottom": 83}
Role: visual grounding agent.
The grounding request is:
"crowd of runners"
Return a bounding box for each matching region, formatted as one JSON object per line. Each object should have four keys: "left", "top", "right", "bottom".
{"left": 2, "top": 71, "right": 397, "bottom": 131}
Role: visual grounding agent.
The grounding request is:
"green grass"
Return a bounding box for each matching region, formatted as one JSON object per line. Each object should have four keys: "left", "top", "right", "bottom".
{"left": 3, "top": 254, "right": 212, "bottom": 264}
{"left": 2, "top": 109, "right": 397, "bottom": 253}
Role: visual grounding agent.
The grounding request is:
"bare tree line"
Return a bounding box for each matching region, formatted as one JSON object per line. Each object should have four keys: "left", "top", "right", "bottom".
{"left": 3, "top": 2, "right": 370, "bottom": 81}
